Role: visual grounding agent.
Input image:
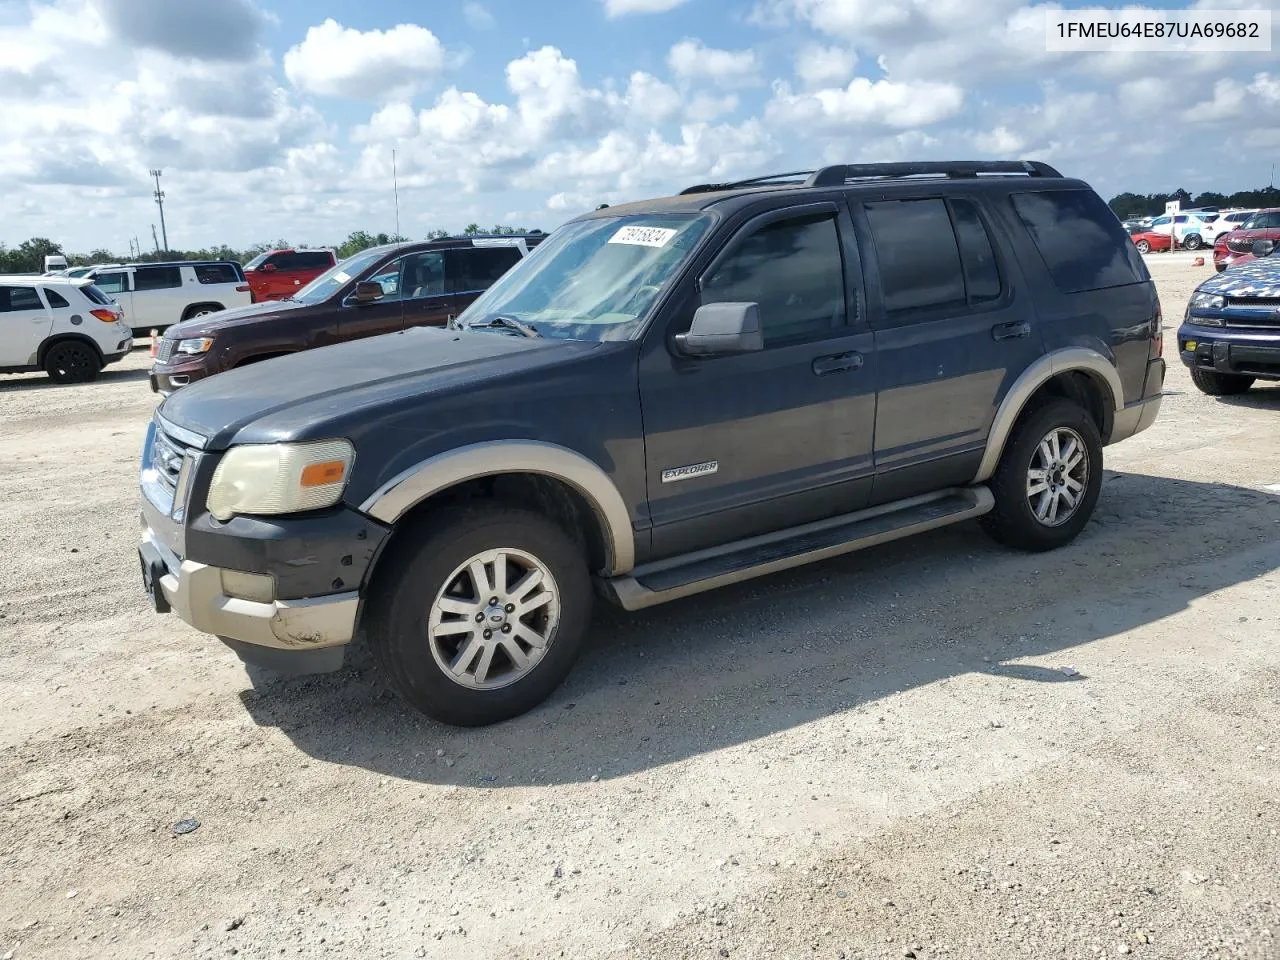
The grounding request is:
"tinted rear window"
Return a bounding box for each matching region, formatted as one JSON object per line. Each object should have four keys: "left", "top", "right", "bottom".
{"left": 195, "top": 263, "right": 241, "bottom": 285}
{"left": 1011, "top": 189, "right": 1147, "bottom": 293}
{"left": 446, "top": 247, "right": 523, "bottom": 292}
{"left": 79, "top": 284, "right": 113, "bottom": 305}
{"left": 134, "top": 266, "right": 182, "bottom": 291}
{"left": 292, "top": 252, "right": 334, "bottom": 270}
{"left": 865, "top": 198, "right": 966, "bottom": 314}
{"left": 43, "top": 287, "right": 71, "bottom": 308}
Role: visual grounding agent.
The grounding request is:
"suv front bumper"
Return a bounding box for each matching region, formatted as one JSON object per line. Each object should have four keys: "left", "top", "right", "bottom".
{"left": 1177, "top": 323, "right": 1280, "bottom": 381}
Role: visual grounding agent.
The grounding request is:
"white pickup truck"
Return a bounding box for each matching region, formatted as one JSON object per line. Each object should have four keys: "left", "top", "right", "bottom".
{"left": 85, "top": 261, "right": 252, "bottom": 335}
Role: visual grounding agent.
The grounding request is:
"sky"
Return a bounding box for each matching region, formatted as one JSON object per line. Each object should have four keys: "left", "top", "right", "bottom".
{"left": 1, "top": 0, "right": 1277, "bottom": 253}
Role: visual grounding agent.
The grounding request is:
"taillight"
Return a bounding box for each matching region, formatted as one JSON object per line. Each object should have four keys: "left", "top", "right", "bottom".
{"left": 1152, "top": 303, "right": 1164, "bottom": 358}
{"left": 89, "top": 308, "right": 119, "bottom": 323}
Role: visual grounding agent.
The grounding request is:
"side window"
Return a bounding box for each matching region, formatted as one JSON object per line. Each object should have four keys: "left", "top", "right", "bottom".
{"left": 94, "top": 271, "right": 129, "bottom": 295}
{"left": 950, "top": 199, "right": 1002, "bottom": 303}
{"left": 43, "top": 288, "right": 71, "bottom": 308}
{"left": 264, "top": 253, "right": 291, "bottom": 269}
{"left": 445, "top": 247, "right": 521, "bottom": 293}
{"left": 134, "top": 266, "right": 182, "bottom": 291}
{"left": 195, "top": 264, "right": 240, "bottom": 285}
{"left": 1011, "top": 189, "right": 1147, "bottom": 294}
{"left": 865, "top": 198, "right": 966, "bottom": 317}
{"left": 700, "top": 212, "right": 846, "bottom": 347}
{"left": 295, "top": 252, "right": 333, "bottom": 270}
{"left": 399, "top": 252, "right": 446, "bottom": 299}
{"left": 0, "top": 286, "right": 43, "bottom": 312}
{"left": 1258, "top": 213, "right": 1280, "bottom": 229}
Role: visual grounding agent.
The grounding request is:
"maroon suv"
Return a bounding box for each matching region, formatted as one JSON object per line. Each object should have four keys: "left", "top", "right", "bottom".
{"left": 149, "top": 235, "right": 541, "bottom": 394}
{"left": 1213, "top": 208, "right": 1280, "bottom": 272}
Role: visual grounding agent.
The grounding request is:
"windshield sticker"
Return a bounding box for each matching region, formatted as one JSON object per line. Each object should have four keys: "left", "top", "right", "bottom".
{"left": 608, "top": 226, "right": 677, "bottom": 248}
{"left": 332, "top": 271, "right": 350, "bottom": 283}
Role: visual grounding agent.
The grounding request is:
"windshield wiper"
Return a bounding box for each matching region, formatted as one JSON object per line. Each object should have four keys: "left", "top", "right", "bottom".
{"left": 463, "top": 315, "right": 541, "bottom": 338}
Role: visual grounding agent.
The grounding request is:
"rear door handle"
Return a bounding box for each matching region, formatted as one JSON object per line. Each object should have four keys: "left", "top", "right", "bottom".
{"left": 812, "top": 351, "right": 863, "bottom": 375}
{"left": 992, "top": 321, "right": 1031, "bottom": 341}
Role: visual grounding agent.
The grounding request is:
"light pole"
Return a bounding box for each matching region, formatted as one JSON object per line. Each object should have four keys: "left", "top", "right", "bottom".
{"left": 150, "top": 169, "right": 169, "bottom": 252}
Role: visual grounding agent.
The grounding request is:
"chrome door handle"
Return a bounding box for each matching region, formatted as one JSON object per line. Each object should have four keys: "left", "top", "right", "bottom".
{"left": 812, "top": 352, "right": 863, "bottom": 375}
{"left": 992, "top": 321, "right": 1031, "bottom": 341}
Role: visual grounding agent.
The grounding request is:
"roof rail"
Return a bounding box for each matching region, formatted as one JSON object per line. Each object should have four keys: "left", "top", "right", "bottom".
{"left": 679, "top": 170, "right": 816, "bottom": 196}
{"left": 805, "top": 160, "right": 1062, "bottom": 187}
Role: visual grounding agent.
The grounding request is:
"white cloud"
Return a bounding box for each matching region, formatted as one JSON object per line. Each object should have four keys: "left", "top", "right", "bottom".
{"left": 283, "top": 19, "right": 446, "bottom": 100}
{"left": 970, "top": 125, "right": 1025, "bottom": 154}
{"left": 766, "top": 77, "right": 965, "bottom": 129}
{"left": 686, "top": 93, "right": 739, "bottom": 122}
{"left": 462, "top": 2, "right": 495, "bottom": 29}
{"left": 625, "top": 72, "right": 682, "bottom": 124}
{"left": 795, "top": 44, "right": 856, "bottom": 88}
{"left": 668, "top": 38, "right": 760, "bottom": 88}
{"left": 603, "top": 0, "right": 691, "bottom": 16}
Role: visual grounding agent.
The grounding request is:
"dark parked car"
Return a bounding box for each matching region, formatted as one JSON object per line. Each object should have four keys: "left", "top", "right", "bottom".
{"left": 149, "top": 235, "right": 542, "bottom": 394}
{"left": 1178, "top": 239, "right": 1280, "bottom": 394}
{"left": 138, "top": 160, "right": 1164, "bottom": 726}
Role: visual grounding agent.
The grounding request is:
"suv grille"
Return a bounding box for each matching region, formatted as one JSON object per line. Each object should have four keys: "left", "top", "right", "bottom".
{"left": 142, "top": 421, "right": 198, "bottom": 516}
{"left": 156, "top": 338, "right": 176, "bottom": 363}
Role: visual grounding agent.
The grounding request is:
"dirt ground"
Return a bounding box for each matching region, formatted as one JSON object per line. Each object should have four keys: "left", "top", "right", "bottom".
{"left": 1, "top": 254, "right": 1278, "bottom": 960}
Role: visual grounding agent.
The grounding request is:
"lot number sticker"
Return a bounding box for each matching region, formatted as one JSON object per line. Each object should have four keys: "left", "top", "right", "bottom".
{"left": 608, "top": 226, "right": 678, "bottom": 247}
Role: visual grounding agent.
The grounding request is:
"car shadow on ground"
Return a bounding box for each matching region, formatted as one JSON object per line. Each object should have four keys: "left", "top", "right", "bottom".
{"left": 0, "top": 366, "right": 150, "bottom": 393}
{"left": 1217, "top": 384, "right": 1280, "bottom": 410}
{"left": 238, "top": 471, "right": 1280, "bottom": 786}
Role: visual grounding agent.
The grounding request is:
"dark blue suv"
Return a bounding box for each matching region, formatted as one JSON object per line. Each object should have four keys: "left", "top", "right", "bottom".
{"left": 137, "top": 160, "right": 1165, "bottom": 726}
{"left": 1177, "top": 239, "right": 1280, "bottom": 395}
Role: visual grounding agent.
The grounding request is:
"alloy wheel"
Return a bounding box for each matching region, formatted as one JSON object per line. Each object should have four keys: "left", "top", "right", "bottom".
{"left": 1026, "top": 427, "right": 1089, "bottom": 527}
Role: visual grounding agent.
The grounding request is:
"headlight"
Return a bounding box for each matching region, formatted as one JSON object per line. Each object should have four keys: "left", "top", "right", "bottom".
{"left": 207, "top": 440, "right": 355, "bottom": 521}
{"left": 1189, "top": 292, "right": 1225, "bottom": 310}
{"left": 177, "top": 337, "right": 214, "bottom": 355}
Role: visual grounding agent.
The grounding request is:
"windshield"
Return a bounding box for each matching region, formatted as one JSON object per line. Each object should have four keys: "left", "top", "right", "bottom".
{"left": 294, "top": 248, "right": 387, "bottom": 305}
{"left": 456, "top": 213, "right": 713, "bottom": 341}
{"left": 244, "top": 252, "right": 270, "bottom": 270}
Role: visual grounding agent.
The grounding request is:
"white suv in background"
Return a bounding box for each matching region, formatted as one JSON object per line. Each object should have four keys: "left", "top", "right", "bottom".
{"left": 0, "top": 276, "right": 134, "bottom": 383}
{"left": 84, "top": 261, "right": 251, "bottom": 335}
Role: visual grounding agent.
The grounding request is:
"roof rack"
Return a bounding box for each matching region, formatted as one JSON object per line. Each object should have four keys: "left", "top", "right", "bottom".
{"left": 805, "top": 160, "right": 1062, "bottom": 187}
{"left": 679, "top": 170, "right": 816, "bottom": 195}
{"left": 679, "top": 160, "right": 1062, "bottom": 196}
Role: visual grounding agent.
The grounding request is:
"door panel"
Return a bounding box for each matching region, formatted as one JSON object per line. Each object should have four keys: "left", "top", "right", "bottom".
{"left": 639, "top": 202, "right": 877, "bottom": 559}
{"left": 0, "top": 286, "right": 52, "bottom": 365}
{"left": 856, "top": 195, "right": 1043, "bottom": 504}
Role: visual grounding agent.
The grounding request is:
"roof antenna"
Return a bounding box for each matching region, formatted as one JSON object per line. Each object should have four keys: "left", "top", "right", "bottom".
{"left": 596, "top": 203, "right": 609, "bottom": 210}
{"left": 392, "top": 149, "right": 401, "bottom": 238}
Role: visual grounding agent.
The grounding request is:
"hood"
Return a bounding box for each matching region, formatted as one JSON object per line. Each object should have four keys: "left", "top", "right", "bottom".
{"left": 164, "top": 299, "right": 309, "bottom": 339}
{"left": 1197, "top": 256, "right": 1280, "bottom": 299}
{"left": 157, "top": 325, "right": 603, "bottom": 449}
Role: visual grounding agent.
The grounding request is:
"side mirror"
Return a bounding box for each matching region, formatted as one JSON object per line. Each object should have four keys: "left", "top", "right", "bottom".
{"left": 1251, "top": 239, "right": 1276, "bottom": 258}
{"left": 260, "top": 263, "right": 277, "bottom": 273}
{"left": 674, "top": 302, "right": 763, "bottom": 356}
{"left": 345, "top": 281, "right": 385, "bottom": 306}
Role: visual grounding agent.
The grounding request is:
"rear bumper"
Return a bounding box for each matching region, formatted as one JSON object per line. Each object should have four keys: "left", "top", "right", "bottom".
{"left": 1109, "top": 358, "right": 1164, "bottom": 443}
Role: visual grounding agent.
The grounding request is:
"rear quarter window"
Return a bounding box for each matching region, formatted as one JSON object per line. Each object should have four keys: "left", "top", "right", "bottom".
{"left": 195, "top": 263, "right": 241, "bottom": 285}
{"left": 1011, "top": 189, "right": 1149, "bottom": 294}
{"left": 43, "top": 287, "right": 71, "bottom": 308}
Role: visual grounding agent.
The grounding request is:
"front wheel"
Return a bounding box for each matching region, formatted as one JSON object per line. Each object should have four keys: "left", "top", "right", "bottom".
{"left": 1182, "top": 233, "right": 1203, "bottom": 251}
{"left": 1135, "top": 239, "right": 1151, "bottom": 254}
{"left": 365, "top": 505, "right": 592, "bottom": 726}
{"left": 981, "top": 399, "right": 1103, "bottom": 552}
{"left": 1190, "top": 367, "right": 1254, "bottom": 396}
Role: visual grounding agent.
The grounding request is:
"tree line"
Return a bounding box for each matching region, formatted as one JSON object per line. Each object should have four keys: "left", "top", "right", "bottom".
{"left": 0, "top": 224, "right": 538, "bottom": 275}
{"left": 1106, "top": 184, "right": 1280, "bottom": 219}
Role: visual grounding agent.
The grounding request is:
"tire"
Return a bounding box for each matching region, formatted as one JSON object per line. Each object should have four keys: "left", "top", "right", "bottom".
{"left": 980, "top": 398, "right": 1103, "bottom": 553}
{"left": 1215, "top": 263, "right": 1227, "bottom": 273}
{"left": 1135, "top": 239, "right": 1151, "bottom": 254}
{"left": 182, "top": 303, "right": 223, "bottom": 321}
{"left": 43, "top": 340, "right": 102, "bottom": 384}
{"left": 365, "top": 504, "right": 593, "bottom": 726}
{"left": 1183, "top": 233, "right": 1203, "bottom": 251}
{"left": 1189, "top": 366, "right": 1254, "bottom": 396}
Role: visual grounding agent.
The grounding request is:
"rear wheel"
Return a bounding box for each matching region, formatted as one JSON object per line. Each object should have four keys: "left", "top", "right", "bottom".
{"left": 1135, "top": 239, "right": 1151, "bottom": 254}
{"left": 1183, "top": 233, "right": 1203, "bottom": 251}
{"left": 1189, "top": 367, "right": 1254, "bottom": 396}
{"left": 43, "top": 341, "right": 102, "bottom": 384}
{"left": 981, "top": 399, "right": 1103, "bottom": 552}
{"left": 182, "top": 303, "right": 223, "bottom": 321}
{"left": 366, "top": 504, "right": 592, "bottom": 726}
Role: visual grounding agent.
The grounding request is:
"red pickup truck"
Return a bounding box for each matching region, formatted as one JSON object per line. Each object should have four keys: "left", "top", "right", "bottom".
{"left": 243, "top": 248, "right": 337, "bottom": 302}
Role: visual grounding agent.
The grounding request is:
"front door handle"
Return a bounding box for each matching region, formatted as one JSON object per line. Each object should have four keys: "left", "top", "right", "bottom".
{"left": 992, "top": 321, "right": 1031, "bottom": 341}
{"left": 812, "top": 351, "right": 863, "bottom": 375}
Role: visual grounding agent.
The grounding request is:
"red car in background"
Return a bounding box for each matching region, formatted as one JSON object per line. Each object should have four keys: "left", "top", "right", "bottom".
{"left": 1130, "top": 229, "right": 1172, "bottom": 254}
{"left": 1213, "top": 208, "right": 1280, "bottom": 272}
{"left": 243, "top": 248, "right": 337, "bottom": 302}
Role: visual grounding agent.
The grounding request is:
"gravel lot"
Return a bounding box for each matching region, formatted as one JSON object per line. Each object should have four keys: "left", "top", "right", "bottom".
{"left": 2, "top": 255, "right": 1278, "bottom": 960}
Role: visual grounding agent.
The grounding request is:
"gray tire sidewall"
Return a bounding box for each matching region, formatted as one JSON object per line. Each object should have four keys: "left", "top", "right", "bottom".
{"left": 985, "top": 399, "right": 1103, "bottom": 551}
{"left": 367, "top": 507, "right": 592, "bottom": 726}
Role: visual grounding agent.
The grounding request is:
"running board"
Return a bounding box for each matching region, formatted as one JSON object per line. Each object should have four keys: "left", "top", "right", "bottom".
{"left": 603, "top": 486, "right": 994, "bottom": 611}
